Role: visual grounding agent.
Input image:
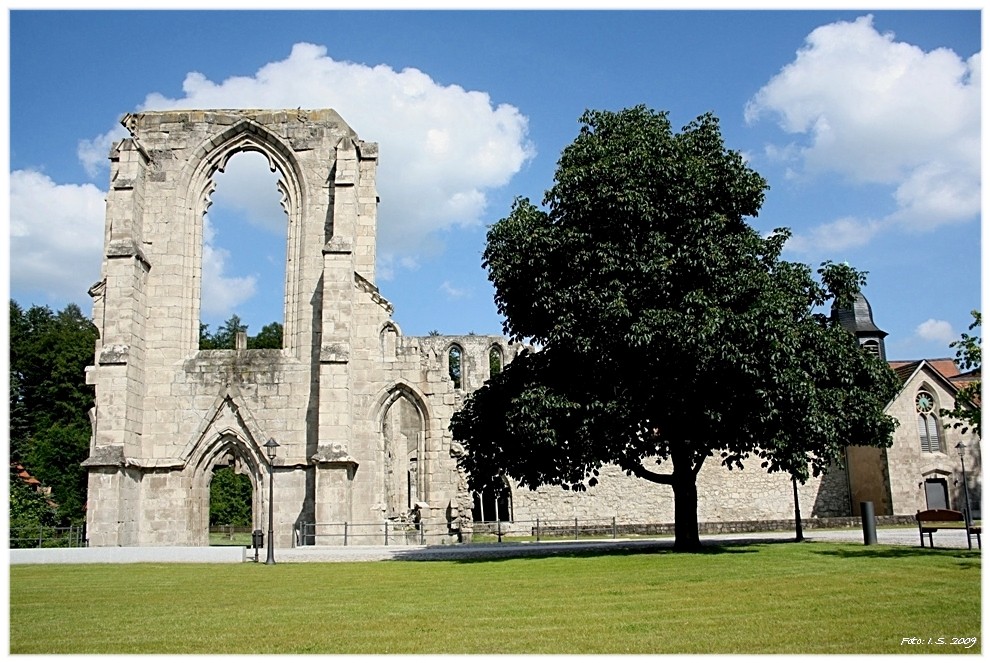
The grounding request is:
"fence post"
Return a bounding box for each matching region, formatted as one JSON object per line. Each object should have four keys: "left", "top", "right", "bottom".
{"left": 384, "top": 520, "right": 389, "bottom": 546}
{"left": 536, "top": 517, "right": 541, "bottom": 542}
{"left": 344, "top": 522, "right": 348, "bottom": 547}
{"left": 497, "top": 519, "right": 503, "bottom": 543}
{"left": 612, "top": 516, "right": 617, "bottom": 539}
{"left": 574, "top": 517, "right": 579, "bottom": 540}
{"left": 420, "top": 522, "right": 425, "bottom": 546}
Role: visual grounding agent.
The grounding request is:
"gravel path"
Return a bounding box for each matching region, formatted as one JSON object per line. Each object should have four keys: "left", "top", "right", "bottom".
{"left": 272, "top": 526, "right": 980, "bottom": 563}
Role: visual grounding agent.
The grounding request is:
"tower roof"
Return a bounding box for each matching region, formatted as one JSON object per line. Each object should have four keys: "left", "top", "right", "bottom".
{"left": 832, "top": 292, "right": 888, "bottom": 338}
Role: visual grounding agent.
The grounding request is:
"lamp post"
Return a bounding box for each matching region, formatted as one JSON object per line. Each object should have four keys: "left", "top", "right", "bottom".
{"left": 956, "top": 442, "right": 973, "bottom": 528}
{"left": 264, "top": 437, "right": 279, "bottom": 565}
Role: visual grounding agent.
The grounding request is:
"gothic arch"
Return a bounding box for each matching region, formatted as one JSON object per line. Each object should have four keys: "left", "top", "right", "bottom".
{"left": 188, "top": 429, "right": 268, "bottom": 539}
{"left": 379, "top": 320, "right": 402, "bottom": 361}
{"left": 170, "top": 118, "right": 307, "bottom": 354}
{"left": 374, "top": 382, "right": 432, "bottom": 517}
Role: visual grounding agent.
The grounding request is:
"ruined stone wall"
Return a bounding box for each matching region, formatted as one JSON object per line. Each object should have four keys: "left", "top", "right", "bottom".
{"left": 508, "top": 458, "right": 848, "bottom": 531}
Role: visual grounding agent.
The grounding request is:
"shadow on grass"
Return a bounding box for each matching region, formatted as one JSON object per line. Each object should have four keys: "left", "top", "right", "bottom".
{"left": 386, "top": 537, "right": 787, "bottom": 564}
{"left": 811, "top": 544, "right": 982, "bottom": 564}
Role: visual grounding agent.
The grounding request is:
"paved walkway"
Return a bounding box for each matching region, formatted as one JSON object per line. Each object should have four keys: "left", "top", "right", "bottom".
{"left": 274, "top": 526, "right": 981, "bottom": 563}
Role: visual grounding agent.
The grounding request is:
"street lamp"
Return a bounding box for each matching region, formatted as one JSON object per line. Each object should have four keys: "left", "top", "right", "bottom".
{"left": 264, "top": 437, "right": 279, "bottom": 565}
{"left": 956, "top": 442, "right": 973, "bottom": 528}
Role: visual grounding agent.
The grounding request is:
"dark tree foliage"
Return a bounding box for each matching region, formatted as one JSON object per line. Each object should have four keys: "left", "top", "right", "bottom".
{"left": 9, "top": 473, "right": 58, "bottom": 538}
{"left": 9, "top": 300, "right": 98, "bottom": 525}
{"left": 200, "top": 315, "right": 282, "bottom": 349}
{"left": 209, "top": 467, "right": 253, "bottom": 527}
{"left": 450, "top": 107, "right": 900, "bottom": 551}
{"left": 941, "top": 310, "right": 981, "bottom": 437}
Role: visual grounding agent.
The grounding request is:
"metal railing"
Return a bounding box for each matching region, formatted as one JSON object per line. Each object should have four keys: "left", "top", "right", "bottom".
{"left": 9, "top": 524, "right": 87, "bottom": 549}
{"left": 296, "top": 517, "right": 626, "bottom": 547}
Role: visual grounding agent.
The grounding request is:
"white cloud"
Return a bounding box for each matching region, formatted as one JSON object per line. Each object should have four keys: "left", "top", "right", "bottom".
{"left": 9, "top": 169, "right": 105, "bottom": 302}
{"left": 440, "top": 280, "right": 469, "bottom": 299}
{"left": 200, "top": 216, "right": 258, "bottom": 317}
{"left": 9, "top": 169, "right": 256, "bottom": 317}
{"left": 784, "top": 215, "right": 883, "bottom": 253}
{"left": 77, "top": 127, "right": 127, "bottom": 178}
{"left": 210, "top": 151, "right": 287, "bottom": 234}
{"left": 117, "top": 42, "right": 533, "bottom": 277}
{"left": 747, "top": 15, "right": 980, "bottom": 252}
{"left": 915, "top": 318, "right": 956, "bottom": 345}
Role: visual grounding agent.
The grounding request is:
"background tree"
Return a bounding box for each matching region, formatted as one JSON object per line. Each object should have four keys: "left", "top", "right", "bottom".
{"left": 9, "top": 301, "right": 98, "bottom": 525}
{"left": 450, "top": 107, "right": 899, "bottom": 551}
{"left": 941, "top": 310, "right": 981, "bottom": 437}
{"left": 209, "top": 467, "right": 253, "bottom": 527}
{"left": 200, "top": 316, "right": 283, "bottom": 349}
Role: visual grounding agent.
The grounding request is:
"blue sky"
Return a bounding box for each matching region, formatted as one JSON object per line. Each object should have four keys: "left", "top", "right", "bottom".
{"left": 7, "top": 8, "right": 982, "bottom": 360}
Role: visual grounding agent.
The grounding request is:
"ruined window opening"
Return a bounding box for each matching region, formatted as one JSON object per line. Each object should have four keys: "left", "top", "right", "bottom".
{"left": 448, "top": 345, "right": 463, "bottom": 389}
{"left": 201, "top": 151, "right": 288, "bottom": 346}
{"left": 380, "top": 322, "right": 399, "bottom": 362}
{"left": 489, "top": 345, "right": 503, "bottom": 377}
{"left": 382, "top": 392, "right": 424, "bottom": 519}
{"left": 472, "top": 482, "right": 512, "bottom": 523}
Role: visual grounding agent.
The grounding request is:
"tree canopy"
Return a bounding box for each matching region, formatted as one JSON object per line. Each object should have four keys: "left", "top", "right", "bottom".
{"left": 941, "top": 310, "right": 981, "bottom": 437}
{"left": 9, "top": 300, "right": 98, "bottom": 526}
{"left": 450, "top": 107, "right": 900, "bottom": 551}
{"left": 200, "top": 315, "right": 283, "bottom": 350}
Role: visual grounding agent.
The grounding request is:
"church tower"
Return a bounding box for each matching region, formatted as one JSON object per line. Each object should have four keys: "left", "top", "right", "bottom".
{"left": 832, "top": 291, "right": 888, "bottom": 361}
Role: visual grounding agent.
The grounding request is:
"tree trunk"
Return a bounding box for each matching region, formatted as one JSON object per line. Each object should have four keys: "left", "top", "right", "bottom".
{"left": 671, "top": 471, "right": 701, "bottom": 552}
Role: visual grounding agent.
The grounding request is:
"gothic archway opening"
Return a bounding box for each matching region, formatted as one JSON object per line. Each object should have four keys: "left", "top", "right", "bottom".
{"left": 381, "top": 391, "right": 426, "bottom": 521}
{"left": 205, "top": 448, "right": 261, "bottom": 546}
{"left": 200, "top": 150, "right": 288, "bottom": 348}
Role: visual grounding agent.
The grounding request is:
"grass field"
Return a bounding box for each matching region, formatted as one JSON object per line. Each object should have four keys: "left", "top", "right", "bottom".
{"left": 9, "top": 541, "right": 981, "bottom": 654}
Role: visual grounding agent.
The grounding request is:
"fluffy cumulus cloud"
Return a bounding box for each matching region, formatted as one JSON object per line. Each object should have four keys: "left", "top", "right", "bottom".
{"left": 746, "top": 15, "right": 980, "bottom": 252}
{"left": 9, "top": 170, "right": 106, "bottom": 302}
{"left": 138, "top": 42, "right": 533, "bottom": 275}
{"left": 200, "top": 216, "right": 258, "bottom": 316}
{"left": 915, "top": 318, "right": 956, "bottom": 345}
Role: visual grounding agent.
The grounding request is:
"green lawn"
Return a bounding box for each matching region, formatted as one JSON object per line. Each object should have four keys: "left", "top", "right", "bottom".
{"left": 9, "top": 541, "right": 981, "bottom": 654}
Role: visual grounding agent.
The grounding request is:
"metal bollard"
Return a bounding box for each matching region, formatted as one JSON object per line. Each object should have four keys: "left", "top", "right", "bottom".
{"left": 861, "top": 501, "right": 877, "bottom": 545}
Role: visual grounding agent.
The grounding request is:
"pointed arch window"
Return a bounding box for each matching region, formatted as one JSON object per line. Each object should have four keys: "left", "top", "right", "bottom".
{"left": 916, "top": 389, "right": 944, "bottom": 454}
{"left": 448, "top": 345, "right": 463, "bottom": 390}
{"left": 489, "top": 345, "right": 503, "bottom": 377}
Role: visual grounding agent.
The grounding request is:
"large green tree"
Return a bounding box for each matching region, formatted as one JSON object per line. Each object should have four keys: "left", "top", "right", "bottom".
{"left": 450, "top": 107, "right": 899, "bottom": 551}
{"left": 9, "top": 301, "right": 98, "bottom": 525}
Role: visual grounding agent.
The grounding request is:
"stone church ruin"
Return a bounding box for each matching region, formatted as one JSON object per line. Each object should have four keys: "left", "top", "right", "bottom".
{"left": 83, "top": 109, "right": 980, "bottom": 548}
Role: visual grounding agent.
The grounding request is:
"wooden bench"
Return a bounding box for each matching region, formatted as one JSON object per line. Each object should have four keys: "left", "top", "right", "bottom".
{"left": 916, "top": 509, "right": 981, "bottom": 549}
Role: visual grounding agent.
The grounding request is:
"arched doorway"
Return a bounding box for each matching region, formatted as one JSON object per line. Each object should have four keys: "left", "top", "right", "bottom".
{"left": 208, "top": 453, "right": 254, "bottom": 546}
{"left": 381, "top": 389, "right": 427, "bottom": 520}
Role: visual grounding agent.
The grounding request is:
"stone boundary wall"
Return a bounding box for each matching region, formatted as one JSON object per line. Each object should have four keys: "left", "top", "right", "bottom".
{"left": 10, "top": 546, "right": 246, "bottom": 565}
{"left": 476, "top": 514, "right": 917, "bottom": 539}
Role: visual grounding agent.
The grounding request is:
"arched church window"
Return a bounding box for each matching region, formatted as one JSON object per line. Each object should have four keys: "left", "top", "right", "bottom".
{"left": 489, "top": 345, "right": 503, "bottom": 377}
{"left": 916, "top": 389, "right": 944, "bottom": 454}
{"left": 448, "top": 345, "right": 463, "bottom": 389}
